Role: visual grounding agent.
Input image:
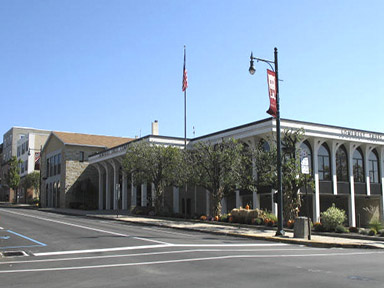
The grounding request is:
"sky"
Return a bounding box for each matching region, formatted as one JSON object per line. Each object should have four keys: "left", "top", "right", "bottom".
{"left": 1, "top": 0, "right": 383, "bottom": 140}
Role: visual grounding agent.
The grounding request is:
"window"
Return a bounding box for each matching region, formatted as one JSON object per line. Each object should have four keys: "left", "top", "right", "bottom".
{"left": 336, "top": 145, "right": 348, "bottom": 182}
{"left": 258, "top": 139, "right": 270, "bottom": 152}
{"left": 57, "top": 154, "right": 61, "bottom": 174}
{"left": 318, "top": 143, "right": 331, "bottom": 181}
{"left": 53, "top": 155, "right": 57, "bottom": 175}
{"left": 353, "top": 148, "right": 364, "bottom": 183}
{"left": 369, "top": 150, "right": 379, "bottom": 183}
{"left": 300, "top": 141, "right": 312, "bottom": 174}
{"left": 46, "top": 159, "right": 50, "bottom": 178}
{"left": 50, "top": 156, "right": 54, "bottom": 176}
{"left": 79, "top": 151, "right": 85, "bottom": 162}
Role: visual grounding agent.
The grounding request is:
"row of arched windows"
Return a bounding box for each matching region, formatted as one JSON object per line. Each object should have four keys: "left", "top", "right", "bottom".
{"left": 300, "top": 141, "right": 380, "bottom": 184}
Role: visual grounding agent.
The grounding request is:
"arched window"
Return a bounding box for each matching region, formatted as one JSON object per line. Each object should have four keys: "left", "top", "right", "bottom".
{"left": 300, "top": 141, "right": 312, "bottom": 174}
{"left": 353, "top": 148, "right": 364, "bottom": 183}
{"left": 336, "top": 145, "right": 348, "bottom": 182}
{"left": 318, "top": 143, "right": 331, "bottom": 181}
{"left": 369, "top": 150, "right": 379, "bottom": 183}
{"left": 258, "top": 139, "right": 270, "bottom": 152}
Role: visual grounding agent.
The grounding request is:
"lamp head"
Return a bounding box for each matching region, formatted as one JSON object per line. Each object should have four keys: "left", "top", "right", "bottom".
{"left": 249, "top": 52, "right": 256, "bottom": 75}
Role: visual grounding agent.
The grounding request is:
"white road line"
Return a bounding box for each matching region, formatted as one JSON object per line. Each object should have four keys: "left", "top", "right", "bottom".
{"left": 33, "top": 243, "right": 287, "bottom": 257}
{"left": 33, "top": 244, "right": 172, "bottom": 257}
{"left": 0, "top": 209, "right": 170, "bottom": 245}
{"left": 0, "top": 248, "right": 321, "bottom": 265}
{"left": 1, "top": 251, "right": 383, "bottom": 274}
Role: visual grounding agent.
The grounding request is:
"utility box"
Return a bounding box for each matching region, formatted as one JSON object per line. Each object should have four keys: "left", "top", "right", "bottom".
{"left": 294, "top": 217, "right": 309, "bottom": 239}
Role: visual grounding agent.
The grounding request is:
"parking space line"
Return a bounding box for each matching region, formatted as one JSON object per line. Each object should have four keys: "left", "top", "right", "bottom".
{"left": 7, "top": 230, "right": 47, "bottom": 247}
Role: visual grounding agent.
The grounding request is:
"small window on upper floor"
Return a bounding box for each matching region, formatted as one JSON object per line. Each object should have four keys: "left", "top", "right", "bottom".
{"left": 79, "top": 151, "right": 85, "bottom": 162}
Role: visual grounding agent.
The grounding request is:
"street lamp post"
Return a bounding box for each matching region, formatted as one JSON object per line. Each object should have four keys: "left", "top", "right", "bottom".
{"left": 249, "top": 47, "right": 285, "bottom": 236}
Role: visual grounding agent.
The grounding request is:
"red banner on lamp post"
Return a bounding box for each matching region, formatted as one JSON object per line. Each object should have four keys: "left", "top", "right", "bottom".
{"left": 266, "top": 69, "right": 277, "bottom": 118}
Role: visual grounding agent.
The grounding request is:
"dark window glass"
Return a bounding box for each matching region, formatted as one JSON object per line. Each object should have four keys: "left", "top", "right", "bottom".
{"left": 318, "top": 144, "right": 331, "bottom": 181}
{"left": 369, "top": 150, "right": 379, "bottom": 183}
{"left": 336, "top": 145, "right": 348, "bottom": 182}
{"left": 353, "top": 148, "right": 364, "bottom": 183}
{"left": 57, "top": 154, "right": 61, "bottom": 174}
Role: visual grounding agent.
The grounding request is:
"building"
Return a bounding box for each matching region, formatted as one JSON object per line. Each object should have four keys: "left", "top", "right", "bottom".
{"left": 16, "top": 131, "right": 50, "bottom": 203}
{"left": 89, "top": 118, "right": 384, "bottom": 227}
{"left": 1, "top": 127, "right": 50, "bottom": 202}
{"left": 40, "top": 131, "right": 132, "bottom": 209}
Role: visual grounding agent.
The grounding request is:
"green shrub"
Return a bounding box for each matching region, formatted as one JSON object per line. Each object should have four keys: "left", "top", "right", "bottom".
{"left": 252, "top": 218, "right": 263, "bottom": 225}
{"left": 368, "top": 218, "right": 383, "bottom": 234}
{"left": 368, "top": 229, "right": 377, "bottom": 236}
{"left": 359, "top": 228, "right": 368, "bottom": 235}
{"left": 220, "top": 214, "right": 229, "bottom": 222}
{"left": 379, "top": 230, "right": 384, "bottom": 237}
{"left": 335, "top": 225, "right": 349, "bottom": 233}
{"left": 320, "top": 204, "right": 346, "bottom": 231}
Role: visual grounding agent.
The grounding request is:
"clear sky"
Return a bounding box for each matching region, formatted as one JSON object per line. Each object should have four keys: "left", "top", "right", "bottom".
{"left": 1, "top": 0, "right": 383, "bottom": 140}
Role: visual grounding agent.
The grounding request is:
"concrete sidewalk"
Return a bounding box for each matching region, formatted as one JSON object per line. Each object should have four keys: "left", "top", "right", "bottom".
{"left": 39, "top": 208, "right": 384, "bottom": 250}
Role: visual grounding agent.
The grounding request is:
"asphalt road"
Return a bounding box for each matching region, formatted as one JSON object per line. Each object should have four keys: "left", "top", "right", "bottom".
{"left": 1, "top": 207, "right": 384, "bottom": 288}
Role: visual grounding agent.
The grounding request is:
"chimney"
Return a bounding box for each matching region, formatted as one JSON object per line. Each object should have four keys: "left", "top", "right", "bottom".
{"left": 151, "top": 120, "right": 159, "bottom": 136}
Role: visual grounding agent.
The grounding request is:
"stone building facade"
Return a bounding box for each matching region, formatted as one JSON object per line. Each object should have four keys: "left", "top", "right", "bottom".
{"left": 40, "top": 131, "right": 132, "bottom": 209}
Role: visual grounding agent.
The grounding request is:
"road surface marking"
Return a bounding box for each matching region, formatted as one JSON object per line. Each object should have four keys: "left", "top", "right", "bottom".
{"left": 0, "top": 247, "right": 322, "bottom": 265}
{"left": 1, "top": 251, "right": 383, "bottom": 274}
{"left": 7, "top": 230, "right": 47, "bottom": 247}
{"left": 32, "top": 243, "right": 287, "bottom": 257}
{"left": 0, "top": 209, "right": 169, "bottom": 245}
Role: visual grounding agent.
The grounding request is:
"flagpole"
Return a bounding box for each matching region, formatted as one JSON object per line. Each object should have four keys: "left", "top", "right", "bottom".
{"left": 183, "top": 45, "right": 187, "bottom": 149}
{"left": 183, "top": 45, "right": 188, "bottom": 218}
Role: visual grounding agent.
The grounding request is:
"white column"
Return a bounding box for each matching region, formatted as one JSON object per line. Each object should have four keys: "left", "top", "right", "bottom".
{"left": 380, "top": 148, "right": 384, "bottom": 221}
{"left": 221, "top": 197, "right": 227, "bottom": 214}
{"left": 347, "top": 144, "right": 356, "bottom": 227}
{"left": 95, "top": 164, "right": 104, "bottom": 210}
{"left": 271, "top": 189, "right": 278, "bottom": 217}
{"left": 101, "top": 162, "right": 111, "bottom": 210}
{"left": 151, "top": 183, "right": 155, "bottom": 207}
{"left": 312, "top": 139, "right": 321, "bottom": 222}
{"left": 173, "top": 187, "right": 179, "bottom": 213}
{"left": 122, "top": 171, "right": 128, "bottom": 210}
{"left": 235, "top": 190, "right": 241, "bottom": 208}
{"left": 251, "top": 138, "right": 260, "bottom": 209}
{"left": 364, "top": 146, "right": 372, "bottom": 196}
{"left": 206, "top": 189, "right": 210, "bottom": 216}
{"left": 109, "top": 160, "right": 120, "bottom": 210}
{"left": 141, "top": 183, "right": 147, "bottom": 207}
{"left": 131, "top": 173, "right": 137, "bottom": 209}
{"left": 253, "top": 191, "right": 260, "bottom": 209}
{"left": 331, "top": 141, "right": 339, "bottom": 195}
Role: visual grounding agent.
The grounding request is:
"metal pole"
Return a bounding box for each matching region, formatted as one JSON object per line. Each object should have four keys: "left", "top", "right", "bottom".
{"left": 184, "top": 45, "right": 187, "bottom": 218}
{"left": 274, "top": 47, "right": 285, "bottom": 236}
{"left": 305, "top": 174, "right": 311, "bottom": 240}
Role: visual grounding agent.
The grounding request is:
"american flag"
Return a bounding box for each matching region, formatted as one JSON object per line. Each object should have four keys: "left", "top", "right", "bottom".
{"left": 182, "top": 46, "right": 188, "bottom": 92}
{"left": 34, "top": 152, "right": 41, "bottom": 163}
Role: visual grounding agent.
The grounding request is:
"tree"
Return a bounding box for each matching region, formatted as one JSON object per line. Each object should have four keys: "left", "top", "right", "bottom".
{"left": 190, "top": 138, "right": 247, "bottom": 217}
{"left": 254, "top": 129, "right": 313, "bottom": 222}
{"left": 23, "top": 171, "right": 40, "bottom": 202}
{"left": 123, "top": 142, "right": 182, "bottom": 213}
{"left": 6, "top": 156, "right": 21, "bottom": 202}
